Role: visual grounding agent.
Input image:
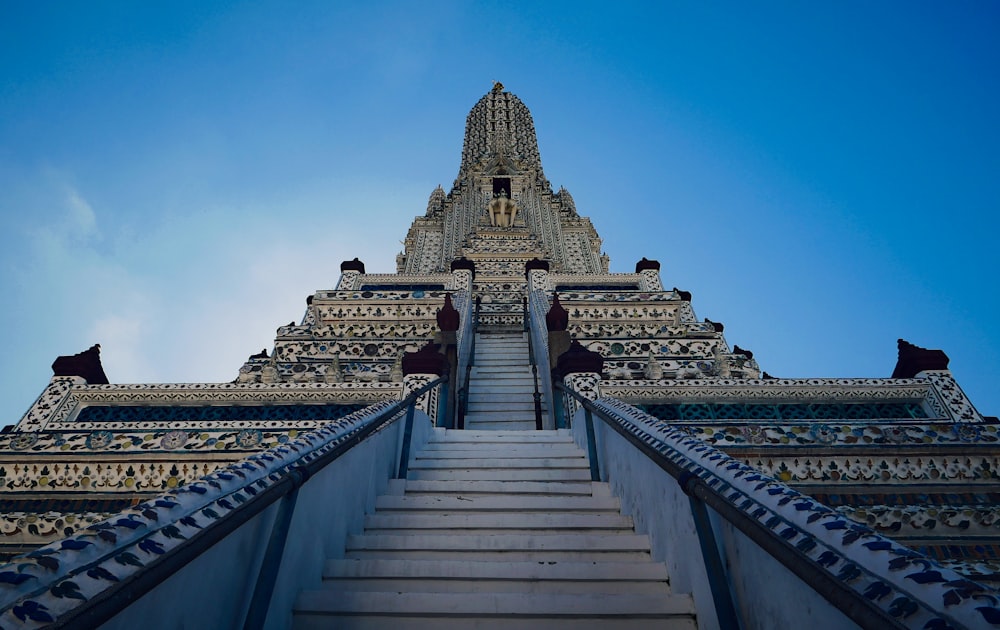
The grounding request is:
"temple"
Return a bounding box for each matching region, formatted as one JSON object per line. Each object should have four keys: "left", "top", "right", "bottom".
{"left": 1, "top": 84, "right": 997, "bottom": 628}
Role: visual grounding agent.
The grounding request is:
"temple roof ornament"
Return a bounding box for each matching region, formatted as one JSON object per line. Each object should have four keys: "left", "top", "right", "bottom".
{"left": 892, "top": 338, "right": 950, "bottom": 378}
{"left": 399, "top": 85, "right": 606, "bottom": 275}
{"left": 458, "top": 85, "right": 545, "bottom": 183}
{"left": 51, "top": 344, "right": 109, "bottom": 384}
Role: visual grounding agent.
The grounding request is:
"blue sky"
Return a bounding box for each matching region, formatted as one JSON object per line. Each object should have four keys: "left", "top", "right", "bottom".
{"left": 1, "top": 1, "right": 997, "bottom": 425}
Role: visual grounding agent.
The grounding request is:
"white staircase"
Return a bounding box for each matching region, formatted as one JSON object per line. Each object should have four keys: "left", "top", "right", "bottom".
{"left": 293, "top": 430, "right": 697, "bottom": 628}
{"left": 464, "top": 332, "right": 543, "bottom": 431}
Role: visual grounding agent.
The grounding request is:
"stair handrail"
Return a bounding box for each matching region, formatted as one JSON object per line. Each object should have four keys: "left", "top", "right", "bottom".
{"left": 523, "top": 296, "right": 544, "bottom": 429}
{"left": 526, "top": 289, "right": 555, "bottom": 429}
{"left": 0, "top": 376, "right": 446, "bottom": 630}
{"left": 455, "top": 295, "right": 479, "bottom": 429}
{"left": 553, "top": 382, "right": 997, "bottom": 630}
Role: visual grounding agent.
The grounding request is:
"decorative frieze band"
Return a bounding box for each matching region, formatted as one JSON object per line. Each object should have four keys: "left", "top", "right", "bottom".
{"left": 15, "top": 381, "right": 402, "bottom": 432}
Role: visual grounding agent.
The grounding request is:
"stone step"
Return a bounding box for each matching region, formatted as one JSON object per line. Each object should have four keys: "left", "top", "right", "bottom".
{"left": 402, "top": 480, "right": 607, "bottom": 496}
{"left": 427, "top": 429, "right": 570, "bottom": 441}
{"left": 322, "top": 558, "right": 670, "bottom": 582}
{"left": 319, "top": 578, "right": 669, "bottom": 596}
{"left": 465, "top": 384, "right": 535, "bottom": 393}
{"left": 466, "top": 381, "right": 537, "bottom": 388}
{"left": 292, "top": 399, "right": 695, "bottom": 629}
{"left": 295, "top": 614, "right": 695, "bottom": 629}
{"left": 364, "top": 512, "right": 634, "bottom": 531}
{"left": 294, "top": 592, "right": 696, "bottom": 626}
{"left": 461, "top": 421, "right": 539, "bottom": 431}
{"left": 467, "top": 400, "right": 543, "bottom": 409}
{"left": 461, "top": 413, "right": 540, "bottom": 422}
{"left": 467, "top": 381, "right": 534, "bottom": 389}
{"left": 462, "top": 410, "right": 541, "bottom": 418}
{"left": 463, "top": 376, "right": 534, "bottom": 385}
{"left": 472, "top": 364, "right": 531, "bottom": 370}
{"left": 475, "top": 337, "right": 527, "bottom": 343}
{"left": 475, "top": 347, "right": 528, "bottom": 352}
{"left": 418, "top": 441, "right": 577, "bottom": 451}
{"left": 460, "top": 416, "right": 540, "bottom": 425}
{"left": 343, "top": 549, "right": 652, "bottom": 562}
{"left": 375, "top": 494, "right": 617, "bottom": 511}
{"left": 470, "top": 365, "right": 534, "bottom": 373}
{"left": 427, "top": 429, "right": 573, "bottom": 448}
{"left": 319, "top": 559, "right": 672, "bottom": 595}
{"left": 464, "top": 388, "right": 535, "bottom": 395}
{"left": 344, "top": 534, "right": 654, "bottom": 562}
{"left": 295, "top": 589, "right": 694, "bottom": 628}
{"left": 469, "top": 398, "right": 545, "bottom": 411}
{"left": 462, "top": 416, "right": 544, "bottom": 426}
{"left": 407, "top": 467, "right": 588, "bottom": 480}
{"left": 468, "top": 401, "right": 540, "bottom": 412}
{"left": 467, "top": 376, "right": 534, "bottom": 384}
{"left": 465, "top": 384, "right": 535, "bottom": 392}
{"left": 465, "top": 392, "right": 537, "bottom": 400}
{"left": 408, "top": 458, "right": 587, "bottom": 470}
{"left": 413, "top": 448, "right": 584, "bottom": 459}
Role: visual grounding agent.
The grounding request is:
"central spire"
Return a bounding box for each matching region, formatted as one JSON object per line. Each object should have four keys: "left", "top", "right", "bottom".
{"left": 398, "top": 85, "right": 607, "bottom": 276}
{"left": 458, "top": 83, "right": 545, "bottom": 185}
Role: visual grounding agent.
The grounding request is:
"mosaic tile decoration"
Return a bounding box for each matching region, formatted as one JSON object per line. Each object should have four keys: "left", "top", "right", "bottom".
{"left": 0, "top": 398, "right": 407, "bottom": 626}
{"left": 589, "top": 396, "right": 1000, "bottom": 628}
{"left": 357, "top": 284, "right": 445, "bottom": 292}
{"left": 738, "top": 453, "right": 1000, "bottom": 484}
{"left": 74, "top": 403, "right": 365, "bottom": 424}
{"left": 838, "top": 504, "right": 1000, "bottom": 537}
{"left": 685, "top": 421, "right": 1000, "bottom": 449}
{"left": 640, "top": 402, "right": 928, "bottom": 422}
{"left": 16, "top": 381, "right": 402, "bottom": 432}
{"left": 554, "top": 284, "right": 640, "bottom": 292}
{"left": 600, "top": 378, "right": 934, "bottom": 404}
{"left": 0, "top": 498, "right": 140, "bottom": 515}
{"left": 809, "top": 492, "right": 1000, "bottom": 509}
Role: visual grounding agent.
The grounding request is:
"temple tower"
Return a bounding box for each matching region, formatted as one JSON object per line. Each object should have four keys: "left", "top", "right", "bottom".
{"left": 0, "top": 84, "right": 996, "bottom": 629}
{"left": 399, "top": 82, "right": 606, "bottom": 280}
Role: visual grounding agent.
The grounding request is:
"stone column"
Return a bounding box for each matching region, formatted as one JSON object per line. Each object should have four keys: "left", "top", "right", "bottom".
{"left": 891, "top": 339, "right": 984, "bottom": 423}
{"left": 525, "top": 258, "right": 549, "bottom": 293}
{"left": 402, "top": 374, "right": 437, "bottom": 417}
{"left": 337, "top": 258, "right": 365, "bottom": 290}
{"left": 552, "top": 341, "right": 604, "bottom": 428}
{"left": 635, "top": 258, "right": 663, "bottom": 292}
{"left": 450, "top": 257, "right": 475, "bottom": 294}
{"left": 402, "top": 342, "right": 448, "bottom": 419}
{"left": 546, "top": 294, "right": 571, "bottom": 370}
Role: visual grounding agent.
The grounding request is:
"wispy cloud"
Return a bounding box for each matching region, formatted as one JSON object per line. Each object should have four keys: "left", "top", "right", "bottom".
{"left": 65, "top": 188, "right": 98, "bottom": 237}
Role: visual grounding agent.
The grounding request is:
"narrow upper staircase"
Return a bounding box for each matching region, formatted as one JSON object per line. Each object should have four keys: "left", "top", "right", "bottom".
{"left": 464, "top": 332, "right": 544, "bottom": 431}
{"left": 293, "top": 429, "right": 697, "bottom": 628}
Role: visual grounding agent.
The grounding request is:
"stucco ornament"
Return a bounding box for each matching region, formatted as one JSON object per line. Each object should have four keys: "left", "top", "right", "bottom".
{"left": 159, "top": 430, "right": 189, "bottom": 450}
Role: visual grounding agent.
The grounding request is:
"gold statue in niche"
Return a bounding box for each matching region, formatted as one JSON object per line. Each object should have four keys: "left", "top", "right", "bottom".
{"left": 488, "top": 190, "right": 518, "bottom": 227}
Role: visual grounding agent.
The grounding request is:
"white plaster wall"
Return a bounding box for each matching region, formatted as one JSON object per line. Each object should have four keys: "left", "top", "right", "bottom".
{"left": 100, "top": 410, "right": 435, "bottom": 630}
{"left": 100, "top": 501, "right": 276, "bottom": 630}
{"left": 717, "top": 517, "right": 859, "bottom": 630}
{"left": 570, "top": 407, "right": 722, "bottom": 630}
{"left": 572, "top": 407, "right": 859, "bottom": 630}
